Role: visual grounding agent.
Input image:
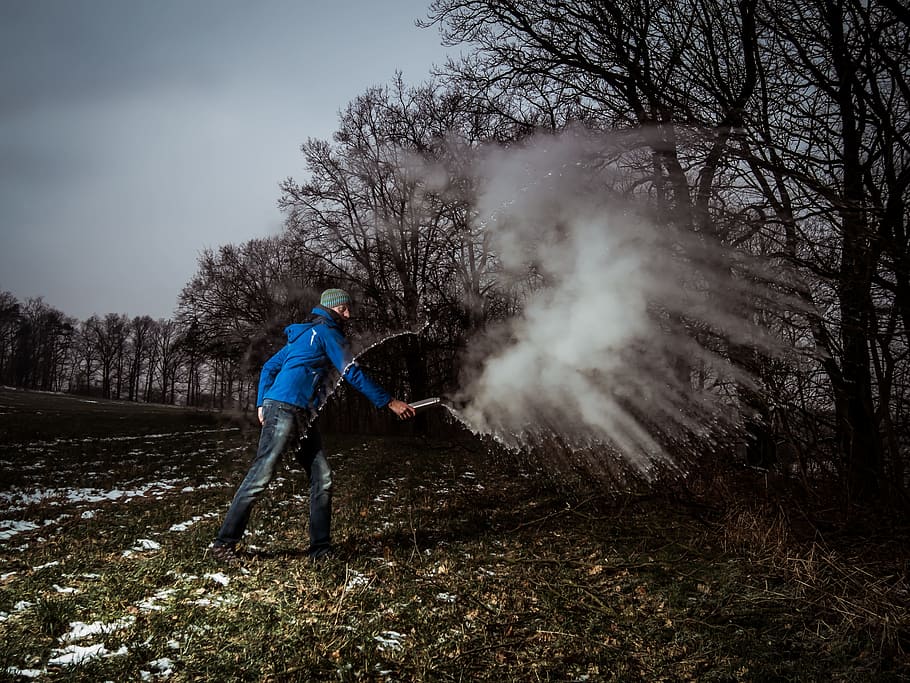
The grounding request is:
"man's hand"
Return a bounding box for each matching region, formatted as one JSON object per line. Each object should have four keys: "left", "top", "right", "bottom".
{"left": 257, "top": 406, "right": 265, "bottom": 425}
{"left": 388, "top": 399, "right": 416, "bottom": 420}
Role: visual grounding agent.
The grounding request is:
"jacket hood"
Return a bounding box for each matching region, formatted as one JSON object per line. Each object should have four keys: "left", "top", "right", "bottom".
{"left": 284, "top": 306, "right": 342, "bottom": 343}
{"left": 284, "top": 323, "right": 313, "bottom": 343}
{"left": 312, "top": 305, "right": 346, "bottom": 330}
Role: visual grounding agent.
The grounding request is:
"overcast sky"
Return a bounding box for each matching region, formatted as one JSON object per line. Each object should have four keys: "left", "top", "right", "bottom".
{"left": 0, "top": 0, "right": 451, "bottom": 320}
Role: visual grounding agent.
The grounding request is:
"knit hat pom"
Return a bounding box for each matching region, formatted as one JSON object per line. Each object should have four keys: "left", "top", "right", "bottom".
{"left": 320, "top": 288, "right": 351, "bottom": 308}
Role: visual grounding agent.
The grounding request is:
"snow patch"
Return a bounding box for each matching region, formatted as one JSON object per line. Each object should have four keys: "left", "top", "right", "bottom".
{"left": 61, "top": 617, "right": 135, "bottom": 642}
{"left": 47, "top": 643, "right": 128, "bottom": 666}
{"left": 32, "top": 560, "right": 60, "bottom": 570}
{"left": 52, "top": 584, "right": 78, "bottom": 594}
{"left": 169, "top": 516, "right": 205, "bottom": 532}
{"left": 204, "top": 572, "right": 230, "bottom": 586}
{"left": 345, "top": 571, "right": 369, "bottom": 590}
{"left": 124, "top": 538, "right": 161, "bottom": 556}
{"left": 141, "top": 657, "right": 176, "bottom": 680}
{"left": 0, "top": 520, "right": 39, "bottom": 539}
{"left": 3, "top": 667, "right": 43, "bottom": 678}
{"left": 374, "top": 631, "right": 405, "bottom": 651}
{"left": 137, "top": 588, "right": 177, "bottom": 612}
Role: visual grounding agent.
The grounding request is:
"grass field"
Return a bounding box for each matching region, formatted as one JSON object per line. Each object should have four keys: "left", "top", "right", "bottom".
{"left": 0, "top": 387, "right": 907, "bottom": 681}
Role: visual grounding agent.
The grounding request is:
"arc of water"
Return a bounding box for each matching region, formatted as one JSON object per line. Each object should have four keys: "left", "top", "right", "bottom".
{"left": 302, "top": 319, "right": 433, "bottom": 430}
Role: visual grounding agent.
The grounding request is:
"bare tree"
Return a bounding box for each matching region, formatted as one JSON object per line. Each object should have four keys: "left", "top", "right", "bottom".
{"left": 152, "top": 319, "right": 183, "bottom": 405}
{"left": 737, "top": 0, "right": 910, "bottom": 501}
{"left": 6, "top": 298, "right": 74, "bottom": 391}
{"left": 125, "top": 316, "right": 155, "bottom": 402}
{"left": 0, "top": 291, "right": 20, "bottom": 384}
{"left": 280, "top": 77, "right": 514, "bottom": 399}
{"left": 84, "top": 313, "right": 129, "bottom": 399}
{"left": 426, "top": 0, "right": 909, "bottom": 503}
{"left": 177, "top": 235, "right": 329, "bottom": 408}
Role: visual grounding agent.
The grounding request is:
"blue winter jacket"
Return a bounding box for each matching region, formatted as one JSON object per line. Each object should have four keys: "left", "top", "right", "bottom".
{"left": 256, "top": 306, "right": 392, "bottom": 410}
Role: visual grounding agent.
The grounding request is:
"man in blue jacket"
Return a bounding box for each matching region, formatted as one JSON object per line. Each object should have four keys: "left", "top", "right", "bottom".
{"left": 211, "top": 288, "right": 415, "bottom": 563}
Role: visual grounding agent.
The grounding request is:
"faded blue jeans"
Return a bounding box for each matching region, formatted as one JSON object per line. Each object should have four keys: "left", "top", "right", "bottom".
{"left": 215, "top": 399, "right": 333, "bottom": 559}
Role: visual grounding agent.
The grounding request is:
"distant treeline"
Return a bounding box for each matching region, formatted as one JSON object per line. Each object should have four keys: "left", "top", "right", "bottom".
{"left": 3, "top": 0, "right": 909, "bottom": 510}
{"left": 0, "top": 294, "right": 242, "bottom": 408}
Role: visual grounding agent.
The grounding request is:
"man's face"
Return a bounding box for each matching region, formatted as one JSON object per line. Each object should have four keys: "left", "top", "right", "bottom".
{"left": 332, "top": 303, "right": 351, "bottom": 319}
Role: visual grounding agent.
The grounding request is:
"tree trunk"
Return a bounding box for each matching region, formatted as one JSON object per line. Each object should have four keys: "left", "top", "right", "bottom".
{"left": 404, "top": 336, "right": 429, "bottom": 434}
{"left": 829, "top": 0, "right": 883, "bottom": 502}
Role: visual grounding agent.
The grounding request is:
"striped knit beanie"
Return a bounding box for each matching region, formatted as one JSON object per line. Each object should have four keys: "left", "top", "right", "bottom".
{"left": 319, "top": 288, "right": 351, "bottom": 308}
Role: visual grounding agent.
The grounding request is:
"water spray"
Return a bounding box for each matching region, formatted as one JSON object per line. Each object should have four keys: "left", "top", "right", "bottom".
{"left": 302, "top": 322, "right": 434, "bottom": 430}
{"left": 446, "top": 129, "right": 797, "bottom": 488}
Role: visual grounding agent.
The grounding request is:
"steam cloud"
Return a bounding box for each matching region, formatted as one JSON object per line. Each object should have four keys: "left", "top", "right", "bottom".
{"left": 454, "top": 131, "right": 789, "bottom": 477}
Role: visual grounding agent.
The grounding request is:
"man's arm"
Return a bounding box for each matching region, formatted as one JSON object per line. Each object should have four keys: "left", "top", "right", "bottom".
{"left": 256, "top": 346, "right": 288, "bottom": 408}
{"left": 321, "top": 328, "right": 415, "bottom": 418}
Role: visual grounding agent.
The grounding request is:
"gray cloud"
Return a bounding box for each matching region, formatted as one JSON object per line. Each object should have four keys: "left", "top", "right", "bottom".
{"left": 1, "top": 1, "right": 221, "bottom": 116}
{"left": 1, "top": 0, "right": 447, "bottom": 319}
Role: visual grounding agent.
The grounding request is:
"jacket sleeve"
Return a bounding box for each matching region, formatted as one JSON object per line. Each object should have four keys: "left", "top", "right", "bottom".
{"left": 321, "top": 328, "right": 392, "bottom": 409}
{"left": 256, "top": 346, "right": 289, "bottom": 406}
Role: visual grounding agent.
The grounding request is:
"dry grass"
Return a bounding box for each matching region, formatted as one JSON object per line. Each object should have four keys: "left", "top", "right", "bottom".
{"left": 719, "top": 501, "right": 909, "bottom": 663}
{"left": 0, "top": 387, "right": 907, "bottom": 681}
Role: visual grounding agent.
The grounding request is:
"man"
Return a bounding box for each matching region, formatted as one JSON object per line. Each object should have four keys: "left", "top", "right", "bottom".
{"left": 211, "top": 288, "right": 415, "bottom": 564}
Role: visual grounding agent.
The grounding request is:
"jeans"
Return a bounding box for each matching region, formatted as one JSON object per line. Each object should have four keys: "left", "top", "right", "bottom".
{"left": 215, "top": 399, "right": 333, "bottom": 558}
